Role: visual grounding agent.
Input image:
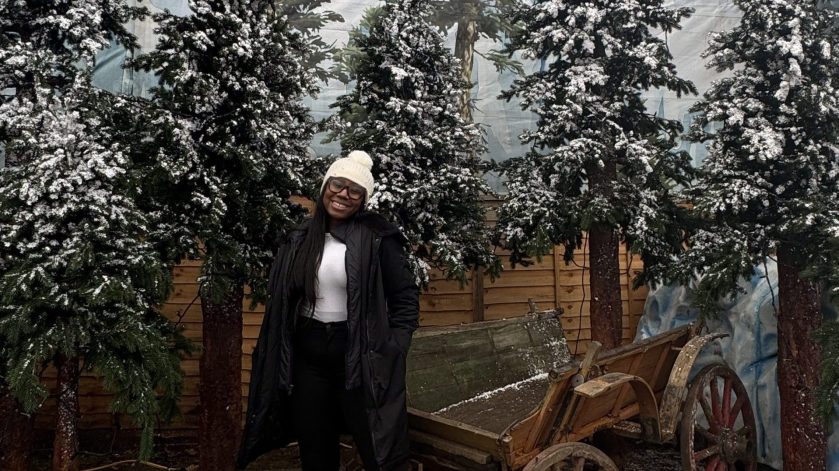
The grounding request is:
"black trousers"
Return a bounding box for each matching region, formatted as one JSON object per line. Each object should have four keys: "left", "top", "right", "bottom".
{"left": 292, "top": 318, "right": 378, "bottom": 471}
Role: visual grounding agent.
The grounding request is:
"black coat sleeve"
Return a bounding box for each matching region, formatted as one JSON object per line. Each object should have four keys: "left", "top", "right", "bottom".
{"left": 380, "top": 235, "right": 419, "bottom": 352}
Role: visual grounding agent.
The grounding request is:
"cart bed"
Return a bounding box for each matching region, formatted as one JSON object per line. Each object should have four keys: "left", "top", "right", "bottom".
{"left": 407, "top": 311, "right": 569, "bottom": 413}
{"left": 406, "top": 312, "right": 569, "bottom": 468}
{"left": 435, "top": 374, "right": 550, "bottom": 434}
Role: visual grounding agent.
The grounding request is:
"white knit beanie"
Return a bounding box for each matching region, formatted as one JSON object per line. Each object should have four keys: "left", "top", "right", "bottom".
{"left": 321, "top": 150, "right": 375, "bottom": 203}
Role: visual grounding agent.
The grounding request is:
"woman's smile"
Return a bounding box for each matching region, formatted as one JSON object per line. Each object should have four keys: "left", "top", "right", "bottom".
{"left": 330, "top": 199, "right": 350, "bottom": 211}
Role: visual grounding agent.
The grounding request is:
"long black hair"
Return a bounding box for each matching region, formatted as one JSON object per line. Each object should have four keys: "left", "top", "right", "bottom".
{"left": 290, "top": 190, "right": 330, "bottom": 310}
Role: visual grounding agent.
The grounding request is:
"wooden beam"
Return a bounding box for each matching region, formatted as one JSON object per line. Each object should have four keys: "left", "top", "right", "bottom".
{"left": 472, "top": 268, "right": 485, "bottom": 322}
{"left": 409, "top": 430, "right": 494, "bottom": 465}
{"left": 553, "top": 246, "right": 562, "bottom": 312}
{"left": 552, "top": 342, "right": 602, "bottom": 443}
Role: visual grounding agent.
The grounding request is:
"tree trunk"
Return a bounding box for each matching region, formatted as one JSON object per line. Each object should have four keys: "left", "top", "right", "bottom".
{"left": 588, "top": 225, "right": 622, "bottom": 349}
{"left": 586, "top": 160, "right": 622, "bottom": 349}
{"left": 0, "top": 382, "right": 35, "bottom": 471}
{"left": 199, "top": 283, "right": 244, "bottom": 471}
{"left": 776, "top": 244, "right": 826, "bottom": 471}
{"left": 454, "top": 2, "right": 478, "bottom": 122}
{"left": 52, "top": 355, "right": 80, "bottom": 471}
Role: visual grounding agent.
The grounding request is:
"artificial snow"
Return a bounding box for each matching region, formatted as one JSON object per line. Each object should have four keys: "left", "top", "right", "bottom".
{"left": 434, "top": 373, "right": 548, "bottom": 415}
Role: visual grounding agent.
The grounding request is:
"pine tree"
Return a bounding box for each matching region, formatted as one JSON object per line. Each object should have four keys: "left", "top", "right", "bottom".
{"left": 330, "top": 0, "right": 499, "bottom": 286}
{"left": 428, "top": 0, "right": 520, "bottom": 120}
{"left": 677, "top": 1, "right": 839, "bottom": 469}
{"left": 132, "top": 1, "right": 333, "bottom": 469}
{"left": 0, "top": 1, "right": 188, "bottom": 468}
{"left": 495, "top": 0, "right": 696, "bottom": 348}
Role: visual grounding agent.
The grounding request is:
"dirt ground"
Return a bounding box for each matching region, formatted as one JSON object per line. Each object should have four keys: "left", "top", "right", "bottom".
{"left": 29, "top": 440, "right": 780, "bottom": 470}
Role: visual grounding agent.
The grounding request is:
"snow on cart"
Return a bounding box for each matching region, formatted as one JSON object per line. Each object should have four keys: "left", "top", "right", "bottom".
{"left": 405, "top": 311, "right": 757, "bottom": 470}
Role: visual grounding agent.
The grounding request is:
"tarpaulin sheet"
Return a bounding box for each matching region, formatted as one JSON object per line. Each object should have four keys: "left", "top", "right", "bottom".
{"left": 89, "top": 1, "right": 768, "bottom": 192}
{"left": 638, "top": 260, "right": 839, "bottom": 470}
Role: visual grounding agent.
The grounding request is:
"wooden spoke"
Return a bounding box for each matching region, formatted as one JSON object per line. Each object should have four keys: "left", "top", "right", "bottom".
{"left": 696, "top": 426, "right": 720, "bottom": 443}
{"left": 680, "top": 365, "right": 757, "bottom": 471}
{"left": 722, "top": 377, "right": 732, "bottom": 426}
{"left": 728, "top": 394, "right": 747, "bottom": 428}
{"left": 699, "top": 394, "right": 720, "bottom": 432}
{"left": 573, "top": 456, "right": 585, "bottom": 471}
{"left": 710, "top": 376, "right": 721, "bottom": 423}
{"left": 693, "top": 444, "right": 721, "bottom": 462}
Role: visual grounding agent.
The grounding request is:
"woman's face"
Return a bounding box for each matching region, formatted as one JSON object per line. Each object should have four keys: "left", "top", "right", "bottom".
{"left": 323, "top": 177, "right": 365, "bottom": 223}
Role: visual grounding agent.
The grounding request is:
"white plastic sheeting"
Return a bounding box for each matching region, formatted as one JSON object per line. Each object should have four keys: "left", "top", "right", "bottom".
{"left": 57, "top": 0, "right": 839, "bottom": 186}
{"left": 90, "top": 1, "right": 751, "bottom": 192}
{"left": 637, "top": 260, "right": 839, "bottom": 470}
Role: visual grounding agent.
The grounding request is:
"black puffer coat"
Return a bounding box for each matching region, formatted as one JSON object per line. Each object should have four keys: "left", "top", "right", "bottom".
{"left": 236, "top": 213, "right": 419, "bottom": 470}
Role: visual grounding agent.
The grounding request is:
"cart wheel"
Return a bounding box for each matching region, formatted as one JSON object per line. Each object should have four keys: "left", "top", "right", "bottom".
{"left": 523, "top": 442, "right": 618, "bottom": 471}
{"left": 680, "top": 364, "right": 757, "bottom": 471}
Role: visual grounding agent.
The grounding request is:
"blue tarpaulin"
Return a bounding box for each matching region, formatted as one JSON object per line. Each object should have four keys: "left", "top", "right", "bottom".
{"left": 637, "top": 260, "right": 838, "bottom": 470}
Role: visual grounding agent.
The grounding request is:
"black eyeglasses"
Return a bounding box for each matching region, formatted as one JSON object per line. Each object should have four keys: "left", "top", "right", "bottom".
{"left": 327, "top": 178, "right": 366, "bottom": 201}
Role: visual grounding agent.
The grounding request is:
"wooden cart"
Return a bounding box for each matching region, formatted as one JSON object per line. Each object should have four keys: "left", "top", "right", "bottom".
{"left": 406, "top": 313, "right": 757, "bottom": 471}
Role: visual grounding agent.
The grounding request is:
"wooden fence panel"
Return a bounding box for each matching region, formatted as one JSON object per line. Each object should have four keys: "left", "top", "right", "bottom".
{"left": 41, "top": 208, "right": 650, "bottom": 433}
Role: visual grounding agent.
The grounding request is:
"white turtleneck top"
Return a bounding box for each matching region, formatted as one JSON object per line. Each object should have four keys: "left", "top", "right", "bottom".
{"left": 312, "top": 233, "right": 348, "bottom": 323}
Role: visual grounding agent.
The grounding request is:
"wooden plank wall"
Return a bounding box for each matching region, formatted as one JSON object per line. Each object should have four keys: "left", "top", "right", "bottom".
{"left": 554, "top": 241, "right": 648, "bottom": 355}
{"left": 37, "top": 204, "right": 648, "bottom": 432}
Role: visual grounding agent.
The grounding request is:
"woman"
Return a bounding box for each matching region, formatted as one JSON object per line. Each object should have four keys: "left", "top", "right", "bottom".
{"left": 237, "top": 151, "right": 420, "bottom": 471}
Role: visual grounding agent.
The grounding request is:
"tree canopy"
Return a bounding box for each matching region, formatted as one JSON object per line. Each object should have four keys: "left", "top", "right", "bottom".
{"left": 330, "top": 0, "right": 499, "bottom": 284}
